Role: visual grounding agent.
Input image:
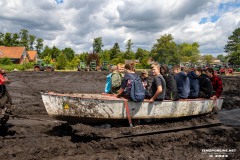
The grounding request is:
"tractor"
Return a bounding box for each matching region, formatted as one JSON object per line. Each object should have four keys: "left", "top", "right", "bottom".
{"left": 34, "top": 59, "right": 54, "bottom": 71}
{"left": 89, "top": 61, "right": 97, "bottom": 71}
{"left": 101, "top": 61, "right": 109, "bottom": 71}
{"left": 77, "top": 61, "right": 89, "bottom": 71}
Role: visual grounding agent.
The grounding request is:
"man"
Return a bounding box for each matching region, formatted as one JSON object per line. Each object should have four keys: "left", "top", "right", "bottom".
{"left": 195, "top": 67, "right": 213, "bottom": 98}
{"left": 206, "top": 68, "right": 223, "bottom": 99}
{"left": 149, "top": 63, "right": 166, "bottom": 102}
{"left": 172, "top": 65, "right": 190, "bottom": 99}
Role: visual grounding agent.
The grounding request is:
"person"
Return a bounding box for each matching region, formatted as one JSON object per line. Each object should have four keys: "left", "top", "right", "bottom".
{"left": 172, "top": 65, "right": 190, "bottom": 99}
{"left": 160, "top": 64, "right": 179, "bottom": 100}
{"left": 195, "top": 67, "right": 213, "bottom": 98}
{"left": 187, "top": 69, "right": 200, "bottom": 98}
{"left": 140, "top": 70, "right": 151, "bottom": 91}
{"left": 111, "top": 65, "right": 122, "bottom": 94}
{"left": 117, "top": 63, "right": 125, "bottom": 78}
{"left": 148, "top": 63, "right": 166, "bottom": 102}
{"left": 116, "top": 63, "right": 138, "bottom": 98}
{"left": 104, "top": 66, "right": 114, "bottom": 94}
{"left": 206, "top": 68, "right": 223, "bottom": 99}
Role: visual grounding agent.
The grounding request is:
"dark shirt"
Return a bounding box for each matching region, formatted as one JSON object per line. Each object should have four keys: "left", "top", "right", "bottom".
{"left": 150, "top": 74, "right": 166, "bottom": 100}
{"left": 198, "top": 74, "right": 213, "bottom": 98}
{"left": 120, "top": 73, "right": 137, "bottom": 95}
{"left": 187, "top": 71, "right": 200, "bottom": 98}
{"left": 210, "top": 75, "right": 223, "bottom": 98}
{"left": 163, "top": 73, "right": 179, "bottom": 100}
{"left": 174, "top": 72, "right": 190, "bottom": 98}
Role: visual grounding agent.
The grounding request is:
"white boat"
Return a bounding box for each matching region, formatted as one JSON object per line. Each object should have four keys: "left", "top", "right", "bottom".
{"left": 41, "top": 92, "right": 223, "bottom": 124}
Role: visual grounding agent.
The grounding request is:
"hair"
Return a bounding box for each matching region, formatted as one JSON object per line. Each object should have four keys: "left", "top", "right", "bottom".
{"left": 117, "top": 63, "right": 125, "bottom": 68}
{"left": 172, "top": 65, "right": 181, "bottom": 70}
{"left": 160, "top": 64, "right": 169, "bottom": 74}
{"left": 181, "top": 66, "right": 189, "bottom": 73}
{"left": 206, "top": 67, "right": 214, "bottom": 75}
{"left": 195, "top": 67, "right": 203, "bottom": 73}
{"left": 150, "top": 63, "right": 160, "bottom": 69}
{"left": 125, "top": 62, "right": 135, "bottom": 71}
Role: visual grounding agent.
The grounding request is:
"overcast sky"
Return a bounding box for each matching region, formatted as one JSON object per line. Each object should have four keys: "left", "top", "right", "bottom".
{"left": 0, "top": 0, "right": 240, "bottom": 56}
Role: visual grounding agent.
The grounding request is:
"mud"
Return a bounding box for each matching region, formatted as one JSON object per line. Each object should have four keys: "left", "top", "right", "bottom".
{"left": 0, "top": 71, "right": 239, "bottom": 160}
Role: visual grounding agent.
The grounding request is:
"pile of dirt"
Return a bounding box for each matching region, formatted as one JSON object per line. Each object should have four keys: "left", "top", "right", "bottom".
{"left": 0, "top": 71, "right": 239, "bottom": 159}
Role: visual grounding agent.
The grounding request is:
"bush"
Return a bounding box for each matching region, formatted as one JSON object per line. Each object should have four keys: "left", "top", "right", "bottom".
{"left": 0, "top": 57, "right": 13, "bottom": 65}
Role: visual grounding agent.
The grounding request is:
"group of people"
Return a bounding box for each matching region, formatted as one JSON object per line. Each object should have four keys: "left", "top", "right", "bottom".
{"left": 105, "top": 63, "right": 223, "bottom": 102}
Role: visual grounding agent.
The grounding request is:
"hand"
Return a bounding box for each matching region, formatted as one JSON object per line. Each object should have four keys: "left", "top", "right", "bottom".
{"left": 149, "top": 98, "right": 154, "bottom": 103}
{"left": 116, "top": 94, "right": 121, "bottom": 98}
{"left": 210, "top": 95, "right": 217, "bottom": 100}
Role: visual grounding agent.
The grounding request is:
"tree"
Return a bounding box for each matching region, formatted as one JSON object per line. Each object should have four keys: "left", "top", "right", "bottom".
{"left": 19, "top": 29, "right": 29, "bottom": 49}
{"left": 29, "top": 35, "right": 36, "bottom": 50}
{"left": 62, "top": 47, "right": 75, "bottom": 61}
{"left": 0, "top": 32, "right": 4, "bottom": 45}
{"left": 110, "top": 43, "right": 121, "bottom": 59}
{"left": 125, "top": 39, "right": 134, "bottom": 59}
{"left": 203, "top": 54, "right": 213, "bottom": 65}
{"left": 3, "top": 32, "right": 12, "bottom": 46}
{"left": 135, "top": 48, "right": 150, "bottom": 62}
{"left": 177, "top": 42, "right": 200, "bottom": 64}
{"left": 35, "top": 38, "right": 44, "bottom": 55}
{"left": 56, "top": 52, "right": 67, "bottom": 70}
{"left": 12, "top": 33, "right": 20, "bottom": 46}
{"left": 151, "top": 34, "right": 178, "bottom": 64}
{"left": 93, "top": 37, "right": 104, "bottom": 54}
{"left": 224, "top": 27, "right": 240, "bottom": 65}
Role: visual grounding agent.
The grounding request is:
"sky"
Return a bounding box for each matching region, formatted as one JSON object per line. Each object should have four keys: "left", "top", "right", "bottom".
{"left": 0, "top": 0, "right": 240, "bottom": 57}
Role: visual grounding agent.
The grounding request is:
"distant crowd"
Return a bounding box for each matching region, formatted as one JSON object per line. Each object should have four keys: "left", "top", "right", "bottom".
{"left": 105, "top": 63, "right": 223, "bottom": 102}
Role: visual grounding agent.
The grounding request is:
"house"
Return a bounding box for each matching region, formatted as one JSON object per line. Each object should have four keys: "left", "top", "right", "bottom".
{"left": 27, "top": 50, "right": 38, "bottom": 62}
{"left": 125, "top": 59, "right": 140, "bottom": 64}
{"left": 0, "top": 46, "right": 30, "bottom": 64}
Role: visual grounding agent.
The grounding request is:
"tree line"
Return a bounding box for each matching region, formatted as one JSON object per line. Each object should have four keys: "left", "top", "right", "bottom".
{"left": 1, "top": 28, "right": 240, "bottom": 70}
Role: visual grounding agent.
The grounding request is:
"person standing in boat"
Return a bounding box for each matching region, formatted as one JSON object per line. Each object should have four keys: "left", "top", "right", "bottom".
{"left": 160, "top": 64, "right": 179, "bottom": 101}
{"left": 205, "top": 68, "right": 223, "bottom": 99}
{"left": 148, "top": 63, "right": 166, "bottom": 102}
{"left": 172, "top": 65, "right": 190, "bottom": 99}
{"left": 187, "top": 68, "right": 200, "bottom": 98}
{"left": 194, "top": 67, "right": 213, "bottom": 98}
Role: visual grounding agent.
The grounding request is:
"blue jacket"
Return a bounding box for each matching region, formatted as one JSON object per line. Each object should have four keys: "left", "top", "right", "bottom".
{"left": 174, "top": 72, "right": 190, "bottom": 98}
{"left": 187, "top": 71, "right": 199, "bottom": 98}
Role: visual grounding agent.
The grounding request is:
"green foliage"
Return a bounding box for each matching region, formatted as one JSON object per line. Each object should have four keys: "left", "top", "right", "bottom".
{"left": 56, "top": 52, "right": 67, "bottom": 70}
{"left": 0, "top": 62, "right": 34, "bottom": 71}
{"left": 125, "top": 39, "right": 134, "bottom": 59}
{"left": 66, "top": 56, "right": 80, "bottom": 69}
{"left": 110, "top": 43, "right": 121, "bottom": 59}
{"left": 62, "top": 47, "right": 75, "bottom": 61}
{"left": 203, "top": 54, "right": 213, "bottom": 65}
{"left": 0, "top": 57, "right": 13, "bottom": 65}
{"left": 43, "top": 55, "right": 52, "bottom": 64}
{"left": 178, "top": 42, "right": 200, "bottom": 63}
{"left": 224, "top": 27, "right": 240, "bottom": 65}
{"left": 93, "top": 37, "right": 104, "bottom": 54}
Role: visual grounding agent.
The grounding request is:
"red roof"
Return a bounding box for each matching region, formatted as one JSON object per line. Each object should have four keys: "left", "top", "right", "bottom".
{"left": 27, "top": 50, "right": 38, "bottom": 61}
{"left": 0, "top": 46, "right": 26, "bottom": 59}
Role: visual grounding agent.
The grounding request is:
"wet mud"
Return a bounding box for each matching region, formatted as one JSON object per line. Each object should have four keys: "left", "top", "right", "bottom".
{"left": 0, "top": 71, "right": 239, "bottom": 160}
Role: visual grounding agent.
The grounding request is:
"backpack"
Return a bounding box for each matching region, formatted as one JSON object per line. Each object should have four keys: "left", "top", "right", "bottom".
{"left": 104, "top": 73, "right": 112, "bottom": 93}
{"left": 128, "top": 74, "right": 145, "bottom": 102}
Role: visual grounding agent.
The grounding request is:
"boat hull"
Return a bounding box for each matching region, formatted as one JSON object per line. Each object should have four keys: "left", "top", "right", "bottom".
{"left": 41, "top": 92, "right": 223, "bottom": 123}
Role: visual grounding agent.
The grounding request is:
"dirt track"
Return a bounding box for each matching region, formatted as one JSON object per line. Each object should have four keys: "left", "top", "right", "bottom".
{"left": 0, "top": 71, "right": 240, "bottom": 160}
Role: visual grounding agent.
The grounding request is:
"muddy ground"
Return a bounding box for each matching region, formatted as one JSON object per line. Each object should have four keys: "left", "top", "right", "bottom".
{"left": 0, "top": 71, "right": 240, "bottom": 160}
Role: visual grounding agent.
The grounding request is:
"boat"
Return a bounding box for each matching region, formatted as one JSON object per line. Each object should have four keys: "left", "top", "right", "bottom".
{"left": 41, "top": 92, "right": 223, "bottom": 124}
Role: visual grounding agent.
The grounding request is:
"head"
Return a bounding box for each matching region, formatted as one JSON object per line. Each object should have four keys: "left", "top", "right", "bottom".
{"left": 194, "top": 67, "right": 202, "bottom": 76}
{"left": 109, "top": 65, "right": 117, "bottom": 72}
{"left": 205, "top": 68, "right": 214, "bottom": 78}
{"left": 141, "top": 70, "right": 149, "bottom": 78}
{"left": 124, "top": 62, "right": 135, "bottom": 73}
{"left": 160, "top": 64, "right": 169, "bottom": 75}
{"left": 172, "top": 65, "right": 181, "bottom": 74}
{"left": 117, "top": 63, "right": 125, "bottom": 73}
{"left": 181, "top": 66, "right": 189, "bottom": 74}
{"left": 151, "top": 63, "right": 160, "bottom": 76}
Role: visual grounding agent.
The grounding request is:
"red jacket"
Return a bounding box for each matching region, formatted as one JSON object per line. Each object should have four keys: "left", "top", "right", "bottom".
{"left": 210, "top": 75, "right": 223, "bottom": 97}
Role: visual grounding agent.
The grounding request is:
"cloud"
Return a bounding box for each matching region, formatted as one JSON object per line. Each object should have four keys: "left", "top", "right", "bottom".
{"left": 0, "top": 0, "right": 240, "bottom": 56}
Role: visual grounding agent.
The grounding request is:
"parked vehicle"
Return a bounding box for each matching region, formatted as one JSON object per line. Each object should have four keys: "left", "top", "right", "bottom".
{"left": 77, "top": 61, "right": 89, "bottom": 71}
{"left": 34, "top": 59, "right": 54, "bottom": 71}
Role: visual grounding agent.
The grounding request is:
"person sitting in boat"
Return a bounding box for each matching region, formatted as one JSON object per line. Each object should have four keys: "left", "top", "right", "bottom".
{"left": 117, "top": 63, "right": 125, "bottom": 79}
{"left": 205, "top": 68, "right": 223, "bottom": 99}
{"left": 194, "top": 67, "right": 213, "bottom": 98}
{"left": 160, "top": 64, "right": 179, "bottom": 101}
{"left": 140, "top": 70, "right": 151, "bottom": 91}
{"left": 148, "top": 63, "right": 166, "bottom": 102}
{"left": 172, "top": 65, "right": 190, "bottom": 99}
{"left": 111, "top": 65, "right": 122, "bottom": 94}
{"left": 187, "top": 68, "right": 200, "bottom": 98}
{"left": 116, "top": 62, "right": 138, "bottom": 98}
{"left": 104, "top": 66, "right": 114, "bottom": 94}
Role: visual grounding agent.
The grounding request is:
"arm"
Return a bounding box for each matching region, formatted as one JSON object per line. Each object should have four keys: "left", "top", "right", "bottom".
{"left": 215, "top": 78, "right": 223, "bottom": 98}
{"left": 149, "top": 85, "right": 162, "bottom": 102}
{"left": 116, "top": 88, "right": 124, "bottom": 97}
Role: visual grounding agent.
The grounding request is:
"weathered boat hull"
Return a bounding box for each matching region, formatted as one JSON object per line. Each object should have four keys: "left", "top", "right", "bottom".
{"left": 41, "top": 92, "right": 223, "bottom": 123}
